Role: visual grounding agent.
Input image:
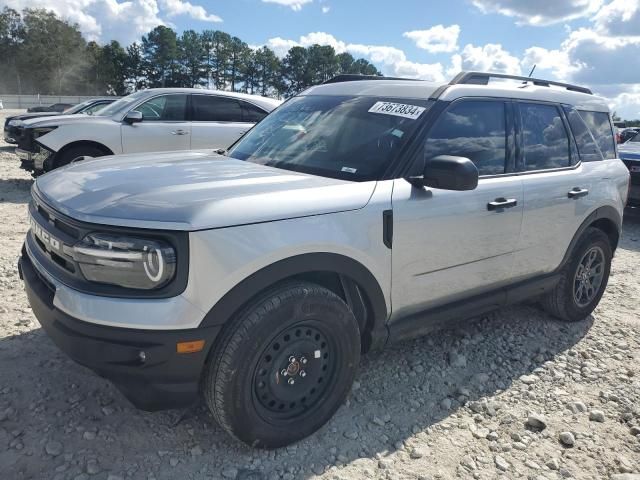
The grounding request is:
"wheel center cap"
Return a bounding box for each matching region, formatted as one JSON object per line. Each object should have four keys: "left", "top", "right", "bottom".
{"left": 286, "top": 360, "right": 300, "bottom": 376}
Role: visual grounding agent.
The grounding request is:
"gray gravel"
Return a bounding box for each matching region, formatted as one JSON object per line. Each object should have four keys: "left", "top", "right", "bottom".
{"left": 1, "top": 109, "right": 640, "bottom": 479}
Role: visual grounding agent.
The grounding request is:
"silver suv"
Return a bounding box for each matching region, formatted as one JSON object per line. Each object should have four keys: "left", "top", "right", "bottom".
{"left": 19, "top": 72, "right": 630, "bottom": 448}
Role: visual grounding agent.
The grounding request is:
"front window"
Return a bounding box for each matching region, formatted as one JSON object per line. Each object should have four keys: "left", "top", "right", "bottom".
{"left": 135, "top": 95, "right": 188, "bottom": 121}
{"left": 228, "top": 95, "right": 432, "bottom": 181}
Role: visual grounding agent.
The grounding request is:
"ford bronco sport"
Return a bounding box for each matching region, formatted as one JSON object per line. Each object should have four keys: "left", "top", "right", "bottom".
{"left": 19, "top": 72, "right": 630, "bottom": 448}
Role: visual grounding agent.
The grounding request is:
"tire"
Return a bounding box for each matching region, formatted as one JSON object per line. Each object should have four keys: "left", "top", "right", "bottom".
{"left": 542, "top": 227, "right": 612, "bottom": 322}
{"left": 203, "top": 282, "right": 361, "bottom": 448}
{"left": 54, "top": 145, "right": 108, "bottom": 169}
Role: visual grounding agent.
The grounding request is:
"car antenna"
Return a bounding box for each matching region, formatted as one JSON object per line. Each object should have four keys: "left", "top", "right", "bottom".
{"left": 519, "top": 64, "right": 536, "bottom": 88}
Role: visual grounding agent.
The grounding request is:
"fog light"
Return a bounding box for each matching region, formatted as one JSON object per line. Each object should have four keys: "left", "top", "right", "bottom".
{"left": 138, "top": 351, "right": 146, "bottom": 363}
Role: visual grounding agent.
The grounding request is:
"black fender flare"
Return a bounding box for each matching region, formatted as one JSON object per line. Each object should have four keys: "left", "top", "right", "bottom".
{"left": 198, "top": 253, "right": 389, "bottom": 348}
{"left": 559, "top": 205, "right": 622, "bottom": 268}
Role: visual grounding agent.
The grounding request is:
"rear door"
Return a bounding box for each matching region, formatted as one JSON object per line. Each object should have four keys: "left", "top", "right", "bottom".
{"left": 511, "top": 102, "right": 597, "bottom": 279}
{"left": 391, "top": 99, "right": 524, "bottom": 319}
{"left": 121, "top": 94, "right": 190, "bottom": 153}
{"left": 190, "top": 94, "right": 254, "bottom": 149}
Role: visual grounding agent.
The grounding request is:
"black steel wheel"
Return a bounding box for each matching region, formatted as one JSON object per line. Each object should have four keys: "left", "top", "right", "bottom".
{"left": 203, "top": 282, "right": 360, "bottom": 448}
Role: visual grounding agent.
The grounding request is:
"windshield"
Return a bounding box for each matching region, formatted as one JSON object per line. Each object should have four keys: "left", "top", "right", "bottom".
{"left": 66, "top": 100, "right": 95, "bottom": 115}
{"left": 228, "top": 95, "right": 432, "bottom": 181}
{"left": 628, "top": 132, "right": 640, "bottom": 143}
{"left": 93, "top": 91, "right": 148, "bottom": 117}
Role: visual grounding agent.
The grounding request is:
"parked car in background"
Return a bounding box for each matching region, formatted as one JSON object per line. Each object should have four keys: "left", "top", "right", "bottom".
{"left": 0, "top": 99, "right": 3, "bottom": 110}
{"left": 4, "top": 98, "right": 116, "bottom": 144}
{"left": 618, "top": 131, "right": 640, "bottom": 206}
{"left": 16, "top": 88, "right": 281, "bottom": 174}
{"left": 619, "top": 127, "right": 640, "bottom": 144}
{"left": 19, "top": 72, "right": 629, "bottom": 448}
{"left": 27, "top": 102, "right": 74, "bottom": 113}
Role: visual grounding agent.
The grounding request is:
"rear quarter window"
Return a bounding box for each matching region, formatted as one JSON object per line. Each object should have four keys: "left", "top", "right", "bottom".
{"left": 563, "top": 107, "right": 603, "bottom": 162}
{"left": 577, "top": 110, "right": 616, "bottom": 159}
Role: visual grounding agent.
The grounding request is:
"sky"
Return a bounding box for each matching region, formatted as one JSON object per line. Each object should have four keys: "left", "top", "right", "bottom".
{"left": 4, "top": 0, "right": 640, "bottom": 118}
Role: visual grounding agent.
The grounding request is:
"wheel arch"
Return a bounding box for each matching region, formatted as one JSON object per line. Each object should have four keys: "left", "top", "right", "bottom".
{"left": 561, "top": 205, "right": 622, "bottom": 268}
{"left": 53, "top": 140, "right": 113, "bottom": 167}
{"left": 199, "top": 253, "right": 389, "bottom": 353}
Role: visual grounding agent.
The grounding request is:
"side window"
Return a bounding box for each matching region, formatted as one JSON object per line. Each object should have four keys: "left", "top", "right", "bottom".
{"left": 192, "top": 95, "right": 244, "bottom": 122}
{"left": 519, "top": 103, "right": 570, "bottom": 171}
{"left": 425, "top": 100, "right": 507, "bottom": 176}
{"left": 563, "top": 107, "right": 603, "bottom": 162}
{"left": 135, "top": 95, "right": 187, "bottom": 121}
{"left": 578, "top": 110, "right": 616, "bottom": 159}
{"left": 241, "top": 101, "right": 268, "bottom": 123}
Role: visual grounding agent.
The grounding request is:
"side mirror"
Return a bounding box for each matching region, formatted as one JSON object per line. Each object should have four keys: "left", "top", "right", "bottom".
{"left": 407, "top": 155, "right": 479, "bottom": 191}
{"left": 123, "top": 110, "right": 143, "bottom": 124}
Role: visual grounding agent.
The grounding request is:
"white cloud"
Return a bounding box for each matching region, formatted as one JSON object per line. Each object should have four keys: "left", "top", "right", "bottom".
{"left": 457, "top": 43, "right": 521, "bottom": 74}
{"left": 322, "top": 6, "right": 330, "bottom": 13}
{"left": 403, "top": 24, "right": 460, "bottom": 53}
{"left": 262, "top": 0, "right": 312, "bottom": 11}
{"left": 592, "top": 0, "right": 640, "bottom": 36}
{"left": 472, "top": 0, "right": 603, "bottom": 26}
{"left": 3, "top": 0, "right": 221, "bottom": 44}
{"left": 521, "top": 46, "right": 576, "bottom": 81}
{"left": 160, "top": 0, "right": 222, "bottom": 22}
{"left": 265, "top": 31, "right": 445, "bottom": 81}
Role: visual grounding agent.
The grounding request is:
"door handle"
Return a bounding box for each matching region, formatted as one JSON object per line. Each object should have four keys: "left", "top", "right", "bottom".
{"left": 171, "top": 129, "right": 189, "bottom": 135}
{"left": 487, "top": 197, "right": 518, "bottom": 211}
{"left": 568, "top": 187, "right": 589, "bottom": 199}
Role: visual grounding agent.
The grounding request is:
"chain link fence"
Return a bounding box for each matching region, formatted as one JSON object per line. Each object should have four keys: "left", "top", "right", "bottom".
{"left": 0, "top": 94, "right": 119, "bottom": 109}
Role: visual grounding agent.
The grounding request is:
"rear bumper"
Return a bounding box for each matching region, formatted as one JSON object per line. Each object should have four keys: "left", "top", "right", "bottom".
{"left": 19, "top": 250, "right": 221, "bottom": 411}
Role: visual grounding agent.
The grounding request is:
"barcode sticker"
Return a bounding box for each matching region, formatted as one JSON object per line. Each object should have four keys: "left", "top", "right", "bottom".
{"left": 368, "top": 101, "right": 426, "bottom": 120}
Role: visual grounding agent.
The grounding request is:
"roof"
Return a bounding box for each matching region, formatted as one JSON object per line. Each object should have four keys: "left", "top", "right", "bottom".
{"left": 137, "top": 87, "right": 282, "bottom": 110}
{"left": 305, "top": 74, "right": 610, "bottom": 113}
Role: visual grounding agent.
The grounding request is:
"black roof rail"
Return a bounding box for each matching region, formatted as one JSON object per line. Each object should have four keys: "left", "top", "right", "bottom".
{"left": 322, "top": 74, "right": 421, "bottom": 84}
{"left": 449, "top": 71, "right": 592, "bottom": 95}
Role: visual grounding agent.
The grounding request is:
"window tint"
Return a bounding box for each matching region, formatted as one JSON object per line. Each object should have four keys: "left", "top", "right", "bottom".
{"left": 564, "top": 107, "right": 602, "bottom": 162}
{"left": 136, "top": 95, "right": 187, "bottom": 121}
{"left": 193, "top": 95, "right": 244, "bottom": 122}
{"left": 425, "top": 100, "right": 506, "bottom": 176}
{"left": 578, "top": 110, "right": 616, "bottom": 159}
{"left": 520, "top": 103, "right": 570, "bottom": 171}
{"left": 241, "top": 101, "right": 268, "bottom": 122}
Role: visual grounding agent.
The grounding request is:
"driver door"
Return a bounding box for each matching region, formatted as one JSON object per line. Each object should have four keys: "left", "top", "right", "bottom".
{"left": 121, "top": 94, "right": 191, "bottom": 153}
{"left": 390, "top": 99, "right": 524, "bottom": 320}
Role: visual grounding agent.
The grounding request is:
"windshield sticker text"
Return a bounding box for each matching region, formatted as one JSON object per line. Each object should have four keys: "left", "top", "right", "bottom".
{"left": 368, "top": 102, "right": 426, "bottom": 120}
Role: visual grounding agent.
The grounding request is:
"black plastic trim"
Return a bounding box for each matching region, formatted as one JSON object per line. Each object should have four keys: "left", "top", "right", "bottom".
{"left": 383, "top": 209, "right": 393, "bottom": 249}
{"left": 388, "top": 273, "right": 561, "bottom": 343}
{"left": 198, "top": 253, "right": 388, "bottom": 349}
{"left": 20, "top": 251, "right": 220, "bottom": 411}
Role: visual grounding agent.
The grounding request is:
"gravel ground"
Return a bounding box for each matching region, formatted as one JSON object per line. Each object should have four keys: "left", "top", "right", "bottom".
{"left": 0, "top": 109, "right": 639, "bottom": 480}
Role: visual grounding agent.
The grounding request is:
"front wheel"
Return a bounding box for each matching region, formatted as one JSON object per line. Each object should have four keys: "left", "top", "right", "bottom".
{"left": 542, "top": 227, "right": 612, "bottom": 322}
{"left": 203, "top": 282, "right": 361, "bottom": 448}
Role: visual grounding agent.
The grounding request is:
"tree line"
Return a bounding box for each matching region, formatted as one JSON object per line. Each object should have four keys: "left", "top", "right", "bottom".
{"left": 0, "top": 7, "right": 381, "bottom": 98}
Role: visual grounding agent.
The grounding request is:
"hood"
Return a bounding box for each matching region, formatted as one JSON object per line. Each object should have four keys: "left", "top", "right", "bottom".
{"left": 22, "top": 114, "right": 112, "bottom": 128}
{"left": 34, "top": 151, "right": 376, "bottom": 231}
{"left": 6, "top": 112, "right": 63, "bottom": 124}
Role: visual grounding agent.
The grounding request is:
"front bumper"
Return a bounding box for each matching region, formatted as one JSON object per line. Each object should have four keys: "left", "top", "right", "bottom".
{"left": 19, "top": 249, "right": 221, "bottom": 411}
{"left": 16, "top": 145, "right": 53, "bottom": 172}
{"left": 3, "top": 127, "right": 16, "bottom": 144}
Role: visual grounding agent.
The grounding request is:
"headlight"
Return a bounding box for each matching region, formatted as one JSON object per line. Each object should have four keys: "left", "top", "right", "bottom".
{"left": 8, "top": 119, "right": 23, "bottom": 127}
{"left": 33, "top": 126, "right": 57, "bottom": 139}
{"left": 71, "top": 233, "right": 177, "bottom": 290}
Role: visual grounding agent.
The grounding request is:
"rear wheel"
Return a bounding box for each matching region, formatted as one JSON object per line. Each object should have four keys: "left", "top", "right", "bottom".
{"left": 203, "top": 282, "right": 360, "bottom": 448}
{"left": 542, "top": 227, "right": 612, "bottom": 322}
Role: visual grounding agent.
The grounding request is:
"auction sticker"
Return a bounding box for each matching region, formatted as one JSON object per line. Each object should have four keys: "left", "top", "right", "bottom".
{"left": 368, "top": 101, "right": 426, "bottom": 120}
